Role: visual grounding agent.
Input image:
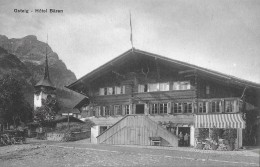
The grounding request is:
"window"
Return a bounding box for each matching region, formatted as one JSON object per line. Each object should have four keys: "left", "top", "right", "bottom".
{"left": 211, "top": 101, "right": 221, "bottom": 113}
{"left": 183, "top": 103, "right": 192, "bottom": 113}
{"left": 104, "top": 106, "right": 110, "bottom": 116}
{"left": 159, "top": 82, "right": 170, "bottom": 91}
{"left": 114, "top": 105, "right": 121, "bottom": 115}
{"left": 225, "top": 101, "right": 234, "bottom": 113}
{"left": 206, "top": 85, "right": 210, "bottom": 95}
{"left": 138, "top": 84, "right": 148, "bottom": 92}
{"left": 107, "top": 87, "right": 113, "bottom": 95}
{"left": 173, "top": 103, "right": 182, "bottom": 113}
{"left": 115, "top": 86, "right": 125, "bottom": 94}
{"left": 96, "top": 106, "right": 100, "bottom": 116}
{"left": 159, "top": 103, "right": 168, "bottom": 114}
{"left": 125, "top": 105, "right": 130, "bottom": 115}
{"left": 198, "top": 102, "right": 206, "bottom": 113}
{"left": 148, "top": 83, "right": 159, "bottom": 92}
{"left": 100, "top": 86, "right": 125, "bottom": 95}
{"left": 151, "top": 104, "right": 158, "bottom": 114}
{"left": 173, "top": 81, "right": 191, "bottom": 90}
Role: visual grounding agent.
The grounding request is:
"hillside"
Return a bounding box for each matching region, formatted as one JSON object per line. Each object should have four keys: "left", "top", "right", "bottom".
{"left": 0, "top": 35, "right": 84, "bottom": 109}
{"left": 0, "top": 35, "right": 76, "bottom": 88}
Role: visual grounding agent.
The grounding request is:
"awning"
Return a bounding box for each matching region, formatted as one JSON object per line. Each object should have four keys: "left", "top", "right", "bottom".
{"left": 195, "top": 114, "right": 245, "bottom": 129}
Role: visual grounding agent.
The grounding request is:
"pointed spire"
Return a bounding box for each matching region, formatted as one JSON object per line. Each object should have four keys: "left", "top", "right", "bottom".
{"left": 34, "top": 35, "right": 55, "bottom": 89}
{"left": 44, "top": 46, "right": 50, "bottom": 80}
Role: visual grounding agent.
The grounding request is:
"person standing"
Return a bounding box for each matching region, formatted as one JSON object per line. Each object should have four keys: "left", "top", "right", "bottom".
{"left": 184, "top": 133, "right": 189, "bottom": 146}
{"left": 179, "top": 132, "right": 184, "bottom": 146}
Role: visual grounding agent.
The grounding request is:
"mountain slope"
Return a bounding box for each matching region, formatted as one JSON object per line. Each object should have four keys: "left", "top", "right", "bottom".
{"left": 0, "top": 35, "right": 76, "bottom": 88}
{"left": 0, "top": 35, "right": 84, "bottom": 109}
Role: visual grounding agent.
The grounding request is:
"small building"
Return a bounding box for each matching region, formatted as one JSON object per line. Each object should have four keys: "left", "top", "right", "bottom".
{"left": 66, "top": 48, "right": 260, "bottom": 147}
{"left": 34, "top": 54, "right": 56, "bottom": 111}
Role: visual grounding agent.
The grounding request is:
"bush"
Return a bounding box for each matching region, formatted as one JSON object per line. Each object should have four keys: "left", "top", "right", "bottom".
{"left": 223, "top": 128, "right": 237, "bottom": 150}
{"left": 196, "top": 143, "right": 204, "bottom": 150}
{"left": 210, "top": 143, "right": 218, "bottom": 150}
{"left": 210, "top": 128, "right": 221, "bottom": 142}
{"left": 198, "top": 128, "right": 209, "bottom": 140}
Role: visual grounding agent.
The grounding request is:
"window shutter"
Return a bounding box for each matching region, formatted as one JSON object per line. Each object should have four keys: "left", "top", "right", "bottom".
{"left": 99, "top": 88, "right": 104, "bottom": 95}
{"left": 206, "top": 102, "right": 210, "bottom": 113}
{"left": 167, "top": 102, "right": 171, "bottom": 114}
{"left": 234, "top": 100, "right": 238, "bottom": 112}
{"left": 122, "top": 86, "right": 125, "bottom": 94}
{"left": 129, "top": 104, "right": 132, "bottom": 114}
{"left": 118, "top": 105, "right": 122, "bottom": 115}
{"left": 122, "top": 105, "right": 125, "bottom": 115}
{"left": 110, "top": 105, "right": 114, "bottom": 116}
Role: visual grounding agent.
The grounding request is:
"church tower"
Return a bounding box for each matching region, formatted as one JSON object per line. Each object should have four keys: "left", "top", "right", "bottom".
{"left": 34, "top": 50, "right": 56, "bottom": 110}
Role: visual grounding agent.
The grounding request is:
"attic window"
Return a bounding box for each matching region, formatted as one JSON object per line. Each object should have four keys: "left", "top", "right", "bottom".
{"left": 99, "top": 86, "right": 125, "bottom": 95}
{"left": 173, "top": 81, "right": 191, "bottom": 90}
{"left": 138, "top": 84, "right": 148, "bottom": 93}
{"left": 206, "top": 85, "right": 210, "bottom": 95}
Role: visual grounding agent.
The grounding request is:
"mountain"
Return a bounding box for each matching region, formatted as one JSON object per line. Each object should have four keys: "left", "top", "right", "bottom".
{"left": 0, "top": 35, "right": 84, "bottom": 109}
{"left": 0, "top": 47, "right": 34, "bottom": 103}
{"left": 0, "top": 35, "right": 76, "bottom": 88}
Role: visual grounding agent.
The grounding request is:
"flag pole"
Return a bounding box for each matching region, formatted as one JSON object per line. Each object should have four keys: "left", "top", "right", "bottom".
{"left": 129, "top": 11, "right": 134, "bottom": 51}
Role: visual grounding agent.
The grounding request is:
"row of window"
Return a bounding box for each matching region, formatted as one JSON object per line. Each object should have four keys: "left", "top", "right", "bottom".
{"left": 98, "top": 81, "right": 191, "bottom": 96}
{"left": 138, "top": 81, "right": 191, "bottom": 93}
{"left": 99, "top": 86, "right": 126, "bottom": 95}
{"left": 92, "top": 105, "right": 131, "bottom": 116}
{"left": 85, "top": 100, "right": 238, "bottom": 117}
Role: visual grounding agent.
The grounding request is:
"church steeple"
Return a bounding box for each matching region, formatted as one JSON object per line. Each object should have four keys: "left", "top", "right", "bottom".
{"left": 34, "top": 46, "right": 55, "bottom": 89}
{"left": 44, "top": 48, "right": 50, "bottom": 81}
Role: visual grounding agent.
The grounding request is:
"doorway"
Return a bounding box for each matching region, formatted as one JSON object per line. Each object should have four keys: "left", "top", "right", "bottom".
{"left": 135, "top": 104, "right": 145, "bottom": 114}
{"left": 178, "top": 127, "right": 190, "bottom": 147}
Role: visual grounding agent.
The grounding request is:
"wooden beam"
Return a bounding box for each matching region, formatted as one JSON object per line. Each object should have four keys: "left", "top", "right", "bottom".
{"left": 178, "top": 69, "right": 196, "bottom": 75}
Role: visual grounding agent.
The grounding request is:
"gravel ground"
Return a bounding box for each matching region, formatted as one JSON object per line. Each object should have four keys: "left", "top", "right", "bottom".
{"left": 0, "top": 139, "right": 259, "bottom": 167}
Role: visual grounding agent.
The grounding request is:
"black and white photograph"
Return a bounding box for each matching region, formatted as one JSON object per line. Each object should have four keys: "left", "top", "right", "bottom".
{"left": 0, "top": 0, "right": 259, "bottom": 166}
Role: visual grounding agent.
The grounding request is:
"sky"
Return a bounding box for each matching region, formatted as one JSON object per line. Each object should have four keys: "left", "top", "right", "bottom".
{"left": 0, "top": 0, "right": 260, "bottom": 83}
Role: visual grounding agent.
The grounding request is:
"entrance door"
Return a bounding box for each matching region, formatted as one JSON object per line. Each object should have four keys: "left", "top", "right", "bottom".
{"left": 135, "top": 104, "right": 145, "bottom": 114}
{"left": 178, "top": 127, "right": 190, "bottom": 147}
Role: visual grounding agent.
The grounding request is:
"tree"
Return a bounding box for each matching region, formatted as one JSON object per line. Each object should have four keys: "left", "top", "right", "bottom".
{"left": 34, "top": 95, "right": 60, "bottom": 122}
{"left": 0, "top": 74, "right": 33, "bottom": 127}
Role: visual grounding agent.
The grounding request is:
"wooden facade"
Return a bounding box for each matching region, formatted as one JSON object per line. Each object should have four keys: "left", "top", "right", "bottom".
{"left": 67, "top": 49, "right": 260, "bottom": 147}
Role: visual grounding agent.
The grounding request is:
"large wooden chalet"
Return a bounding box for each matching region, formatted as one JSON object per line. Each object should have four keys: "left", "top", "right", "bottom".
{"left": 67, "top": 48, "right": 260, "bottom": 147}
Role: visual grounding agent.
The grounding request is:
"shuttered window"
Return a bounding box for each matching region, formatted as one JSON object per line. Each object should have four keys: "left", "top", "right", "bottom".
{"left": 173, "top": 81, "right": 191, "bottom": 90}
{"left": 159, "top": 82, "right": 170, "bottom": 91}
{"left": 211, "top": 101, "right": 221, "bottom": 113}
{"left": 125, "top": 105, "right": 130, "bottom": 115}
{"left": 198, "top": 102, "right": 207, "bottom": 113}
{"left": 148, "top": 83, "right": 159, "bottom": 92}
{"left": 159, "top": 103, "right": 168, "bottom": 114}
{"left": 151, "top": 104, "right": 158, "bottom": 114}
{"left": 173, "top": 103, "right": 182, "bottom": 113}
{"left": 183, "top": 102, "right": 192, "bottom": 113}
{"left": 225, "top": 100, "right": 235, "bottom": 113}
{"left": 99, "top": 85, "right": 126, "bottom": 95}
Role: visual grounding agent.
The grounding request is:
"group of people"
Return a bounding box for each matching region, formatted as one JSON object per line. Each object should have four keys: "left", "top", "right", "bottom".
{"left": 178, "top": 132, "right": 189, "bottom": 146}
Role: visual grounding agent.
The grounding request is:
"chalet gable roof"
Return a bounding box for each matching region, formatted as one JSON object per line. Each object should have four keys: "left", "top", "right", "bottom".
{"left": 66, "top": 48, "right": 260, "bottom": 90}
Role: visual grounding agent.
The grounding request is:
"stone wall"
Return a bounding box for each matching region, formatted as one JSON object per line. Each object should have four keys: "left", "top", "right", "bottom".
{"left": 46, "top": 131, "right": 90, "bottom": 142}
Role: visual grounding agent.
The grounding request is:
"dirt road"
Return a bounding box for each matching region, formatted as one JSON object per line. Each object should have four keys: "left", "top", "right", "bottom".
{"left": 0, "top": 139, "right": 259, "bottom": 167}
